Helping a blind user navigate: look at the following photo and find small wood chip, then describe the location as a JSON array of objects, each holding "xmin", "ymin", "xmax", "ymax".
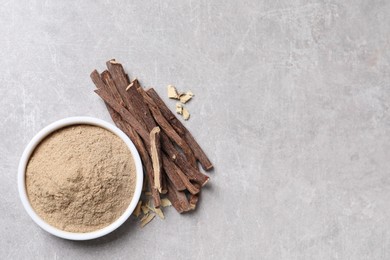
[
  {"xmin": 179, "ymin": 91, "xmax": 194, "ymax": 104},
  {"xmin": 182, "ymin": 107, "xmax": 190, "ymax": 120},
  {"xmin": 146, "ymin": 203, "xmax": 165, "ymax": 219},
  {"xmin": 141, "ymin": 205, "xmax": 150, "ymax": 215},
  {"xmin": 167, "ymin": 85, "xmax": 179, "ymax": 99},
  {"xmin": 176, "ymin": 103, "xmax": 183, "ymax": 114},
  {"xmin": 155, "ymin": 208, "xmax": 165, "ymax": 219},
  {"xmin": 161, "ymin": 198, "xmax": 172, "ymax": 207},
  {"xmin": 133, "ymin": 201, "xmax": 142, "ymax": 217},
  {"xmin": 147, "ymin": 204, "xmax": 155, "ymax": 212},
  {"xmin": 140, "ymin": 213, "xmax": 155, "ymax": 227}
]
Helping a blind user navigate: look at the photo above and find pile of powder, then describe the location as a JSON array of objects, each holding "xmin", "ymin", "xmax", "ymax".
[{"xmin": 26, "ymin": 124, "xmax": 136, "ymax": 233}]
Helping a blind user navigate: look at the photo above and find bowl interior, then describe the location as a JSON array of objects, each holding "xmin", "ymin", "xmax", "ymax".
[{"xmin": 18, "ymin": 116, "xmax": 143, "ymax": 240}]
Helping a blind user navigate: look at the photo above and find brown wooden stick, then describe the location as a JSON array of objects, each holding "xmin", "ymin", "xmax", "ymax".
[
  {"xmin": 147, "ymin": 88, "xmax": 213, "ymax": 171},
  {"xmin": 135, "ymin": 83, "xmax": 197, "ymax": 166},
  {"xmin": 90, "ymin": 70, "xmax": 108, "ymax": 92},
  {"xmin": 150, "ymin": 126, "xmax": 162, "ymax": 193},
  {"xmin": 106, "ymin": 60, "xmax": 130, "ymax": 102},
  {"xmin": 167, "ymin": 179, "xmax": 190, "ymax": 213}
]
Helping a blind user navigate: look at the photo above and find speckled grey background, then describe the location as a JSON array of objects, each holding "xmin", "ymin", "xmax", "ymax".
[{"xmin": 1, "ymin": 0, "xmax": 390, "ymax": 259}]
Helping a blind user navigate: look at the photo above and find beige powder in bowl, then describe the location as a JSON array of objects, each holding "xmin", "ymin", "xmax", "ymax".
[{"xmin": 25, "ymin": 124, "xmax": 136, "ymax": 233}]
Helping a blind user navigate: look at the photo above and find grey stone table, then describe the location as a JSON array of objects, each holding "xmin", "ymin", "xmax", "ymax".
[{"xmin": 1, "ymin": 1, "xmax": 389, "ymax": 259}]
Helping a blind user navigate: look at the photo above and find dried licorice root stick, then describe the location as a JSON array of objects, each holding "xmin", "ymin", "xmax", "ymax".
[
  {"xmin": 150, "ymin": 127, "xmax": 163, "ymax": 193},
  {"xmin": 147, "ymin": 88, "xmax": 213, "ymax": 171},
  {"xmin": 101, "ymin": 70, "xmax": 125, "ymax": 107}
]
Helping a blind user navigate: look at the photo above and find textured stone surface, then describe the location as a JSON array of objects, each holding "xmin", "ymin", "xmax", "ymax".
[{"xmin": 1, "ymin": 0, "xmax": 390, "ymax": 259}]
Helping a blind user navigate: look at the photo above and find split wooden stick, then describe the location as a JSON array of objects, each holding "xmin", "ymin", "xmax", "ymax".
[{"xmin": 150, "ymin": 127, "xmax": 162, "ymax": 192}]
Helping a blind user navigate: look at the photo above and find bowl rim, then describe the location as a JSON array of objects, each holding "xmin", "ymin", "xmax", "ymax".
[{"xmin": 18, "ymin": 116, "xmax": 143, "ymax": 240}]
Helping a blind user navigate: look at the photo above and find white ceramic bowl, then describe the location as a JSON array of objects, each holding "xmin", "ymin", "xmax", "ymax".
[{"xmin": 18, "ymin": 117, "xmax": 143, "ymax": 240}]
